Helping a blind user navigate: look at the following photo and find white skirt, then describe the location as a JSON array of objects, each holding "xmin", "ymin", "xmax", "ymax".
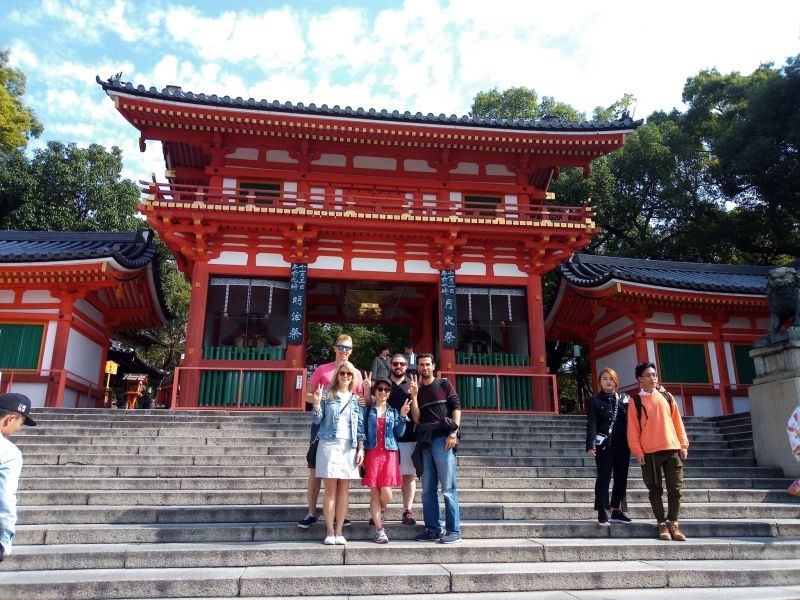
[{"xmin": 316, "ymin": 438, "xmax": 360, "ymax": 480}]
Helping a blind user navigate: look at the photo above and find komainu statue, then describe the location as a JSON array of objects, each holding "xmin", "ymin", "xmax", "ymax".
[{"xmin": 766, "ymin": 266, "xmax": 800, "ymax": 334}]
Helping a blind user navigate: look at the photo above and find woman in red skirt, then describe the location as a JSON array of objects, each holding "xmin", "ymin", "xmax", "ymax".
[{"xmin": 362, "ymin": 377, "xmax": 412, "ymax": 543}]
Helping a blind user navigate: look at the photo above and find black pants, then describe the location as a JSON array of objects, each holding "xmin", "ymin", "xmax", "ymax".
[{"xmin": 594, "ymin": 443, "xmax": 630, "ymax": 511}]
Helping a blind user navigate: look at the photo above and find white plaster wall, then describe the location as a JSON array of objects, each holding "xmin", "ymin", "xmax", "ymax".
[
  {"xmin": 681, "ymin": 314, "xmax": 709, "ymax": 327},
  {"xmin": 756, "ymin": 318, "xmax": 770, "ymax": 331},
  {"xmin": 255, "ymin": 253, "xmax": 291, "ymax": 268},
  {"xmin": 312, "ymin": 154, "xmax": 347, "ymax": 167},
  {"xmin": 75, "ymin": 299, "xmax": 104, "ymax": 327},
  {"xmin": 486, "ymin": 164, "xmax": 513, "ymax": 176},
  {"xmin": 265, "ymin": 150, "xmax": 297, "ymax": 163},
  {"xmin": 64, "ymin": 329, "xmax": 102, "ymax": 383},
  {"xmin": 41, "ymin": 321, "xmax": 57, "ymax": 370},
  {"xmin": 353, "ymin": 156, "xmax": 397, "ymax": 170},
  {"xmin": 708, "ymin": 341, "xmax": 720, "ymax": 384},
  {"xmin": 691, "ymin": 395, "xmax": 723, "ymax": 417},
  {"xmin": 351, "ymin": 258, "xmax": 397, "ymax": 272},
  {"xmin": 725, "ymin": 316, "xmax": 751, "ymax": 329},
  {"xmin": 492, "ymin": 264, "xmax": 525, "ymax": 277},
  {"xmin": 724, "ymin": 342, "xmax": 738, "ymax": 385},
  {"xmin": 404, "ymin": 260, "xmax": 438, "ymax": 274},
  {"xmin": 404, "ymin": 159, "xmax": 435, "ymax": 172},
  {"xmin": 647, "ymin": 339, "xmax": 657, "ymax": 363},
  {"xmin": 209, "ymin": 251, "xmax": 249, "ymax": 266},
  {"xmin": 226, "ymin": 147, "xmax": 258, "ymax": 160},
  {"xmin": 61, "ymin": 388, "xmax": 78, "ymax": 408},
  {"xmin": 7, "ymin": 383, "xmax": 46, "ymax": 407},
  {"xmin": 648, "ymin": 312, "xmax": 676, "ymax": 325},
  {"xmin": 450, "ymin": 162, "xmax": 479, "ymax": 175},
  {"xmin": 671, "ymin": 394, "xmax": 686, "ymax": 414},
  {"xmin": 0, "ymin": 290, "xmax": 14, "ymax": 303},
  {"xmin": 309, "ymin": 256, "xmax": 345, "ymax": 270},
  {"xmin": 456, "ymin": 262, "xmax": 487, "ymax": 276},
  {"xmin": 596, "ymin": 344, "xmax": 639, "ymax": 389},
  {"xmin": 733, "ymin": 396, "xmax": 751, "ymax": 413},
  {"xmin": 596, "ymin": 317, "xmax": 633, "ymax": 342},
  {"xmin": 504, "ymin": 195, "xmax": 518, "ymax": 218},
  {"xmin": 22, "ymin": 290, "xmax": 58, "ymax": 303}
]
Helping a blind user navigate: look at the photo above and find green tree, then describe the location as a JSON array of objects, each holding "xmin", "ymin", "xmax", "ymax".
[
  {"xmin": 681, "ymin": 56, "xmax": 800, "ymax": 261},
  {"xmin": 470, "ymin": 87, "xmax": 584, "ymax": 122},
  {"xmin": 307, "ymin": 323, "xmax": 409, "ymax": 372},
  {"xmin": 0, "ymin": 49, "xmax": 43, "ymax": 152},
  {"xmin": 1, "ymin": 141, "xmax": 140, "ymax": 231}
]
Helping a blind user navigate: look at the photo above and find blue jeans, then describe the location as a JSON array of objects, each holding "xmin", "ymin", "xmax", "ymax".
[{"xmin": 421, "ymin": 436, "xmax": 460, "ymax": 534}]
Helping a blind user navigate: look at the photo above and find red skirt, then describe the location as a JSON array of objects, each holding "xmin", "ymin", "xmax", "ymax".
[{"xmin": 362, "ymin": 447, "xmax": 401, "ymax": 488}]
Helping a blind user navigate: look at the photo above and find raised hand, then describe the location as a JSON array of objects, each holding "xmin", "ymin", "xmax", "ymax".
[
  {"xmin": 408, "ymin": 374, "xmax": 419, "ymax": 397},
  {"xmin": 362, "ymin": 370, "xmax": 372, "ymax": 392},
  {"xmin": 312, "ymin": 383, "xmax": 323, "ymax": 407},
  {"xmin": 400, "ymin": 398, "xmax": 411, "ymax": 417}
]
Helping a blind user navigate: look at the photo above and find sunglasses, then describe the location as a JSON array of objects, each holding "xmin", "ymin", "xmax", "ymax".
[
  {"xmin": 338, "ymin": 372, "xmax": 354, "ymax": 377},
  {"xmin": 336, "ymin": 345, "xmax": 352, "ymax": 352},
  {"xmin": 374, "ymin": 386, "xmax": 391, "ymax": 393},
  {"xmin": 391, "ymin": 362, "xmax": 406, "ymax": 366}
]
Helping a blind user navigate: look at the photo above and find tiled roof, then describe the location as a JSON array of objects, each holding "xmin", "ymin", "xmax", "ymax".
[
  {"xmin": 561, "ymin": 253, "xmax": 772, "ymax": 295},
  {"xmin": 0, "ymin": 230, "xmax": 158, "ymax": 269},
  {"xmin": 97, "ymin": 76, "xmax": 643, "ymax": 133}
]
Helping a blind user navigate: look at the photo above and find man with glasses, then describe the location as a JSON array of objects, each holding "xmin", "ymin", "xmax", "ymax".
[
  {"xmin": 628, "ymin": 362, "xmax": 690, "ymax": 542},
  {"xmin": 298, "ymin": 334, "xmax": 364, "ymax": 529},
  {"xmin": 386, "ymin": 353, "xmax": 420, "ymax": 524},
  {"xmin": 413, "ymin": 353, "xmax": 462, "ymax": 544}
]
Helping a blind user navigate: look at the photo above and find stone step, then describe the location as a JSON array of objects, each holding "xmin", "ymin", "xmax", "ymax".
[
  {"xmin": 18, "ymin": 475, "xmax": 793, "ymax": 491},
  {"xmin": 16, "ymin": 502, "xmax": 800, "ymax": 526},
  {"xmin": 2, "ymin": 559, "xmax": 799, "ymax": 599},
  {"xmin": 17, "ymin": 487, "xmax": 800, "ymax": 507},
  {"xmin": 5, "ymin": 537, "xmax": 800, "ymax": 571},
  {"xmin": 19, "ymin": 463, "xmax": 782, "ymax": 479},
  {"xmin": 17, "ymin": 518, "xmax": 799, "ymax": 546}
]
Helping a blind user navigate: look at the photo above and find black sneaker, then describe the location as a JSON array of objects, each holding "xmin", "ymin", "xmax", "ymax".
[
  {"xmin": 597, "ymin": 510, "xmax": 610, "ymax": 526},
  {"xmin": 297, "ymin": 514, "xmax": 317, "ymax": 529},
  {"xmin": 610, "ymin": 510, "xmax": 632, "ymax": 524},
  {"xmin": 415, "ymin": 529, "xmax": 444, "ymax": 542},
  {"xmin": 333, "ymin": 518, "xmax": 352, "ymax": 528}
]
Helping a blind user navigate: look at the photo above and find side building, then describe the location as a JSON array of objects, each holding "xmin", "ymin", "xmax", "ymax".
[
  {"xmin": 546, "ymin": 253, "xmax": 770, "ymax": 416},
  {"xmin": 0, "ymin": 230, "xmax": 171, "ymax": 407}
]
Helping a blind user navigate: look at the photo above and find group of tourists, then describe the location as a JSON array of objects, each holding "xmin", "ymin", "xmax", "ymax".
[
  {"xmin": 299, "ymin": 334, "xmax": 461, "ymax": 545},
  {"xmin": 586, "ymin": 362, "xmax": 690, "ymax": 541}
]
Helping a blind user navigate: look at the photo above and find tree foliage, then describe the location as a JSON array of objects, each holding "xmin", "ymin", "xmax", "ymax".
[
  {"xmin": 0, "ymin": 49, "xmax": 43, "ymax": 152},
  {"xmin": 1, "ymin": 141, "xmax": 141, "ymax": 232},
  {"xmin": 471, "ymin": 86, "xmax": 585, "ymax": 122},
  {"xmin": 307, "ymin": 323, "xmax": 409, "ymax": 373}
]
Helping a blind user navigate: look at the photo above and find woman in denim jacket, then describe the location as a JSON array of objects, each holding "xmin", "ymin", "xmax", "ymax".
[
  {"xmin": 311, "ymin": 361, "xmax": 365, "ymax": 545},
  {"xmin": 362, "ymin": 377, "xmax": 412, "ymax": 543}
]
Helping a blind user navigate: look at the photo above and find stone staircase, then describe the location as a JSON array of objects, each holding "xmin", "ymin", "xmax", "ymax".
[{"xmin": 1, "ymin": 408, "xmax": 800, "ymax": 599}]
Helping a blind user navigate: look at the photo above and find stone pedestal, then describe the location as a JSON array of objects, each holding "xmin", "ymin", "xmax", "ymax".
[{"xmin": 748, "ymin": 335, "xmax": 800, "ymax": 478}]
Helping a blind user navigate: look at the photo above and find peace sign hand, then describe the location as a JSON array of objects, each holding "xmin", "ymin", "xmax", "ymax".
[
  {"xmin": 408, "ymin": 374, "xmax": 419, "ymax": 397},
  {"xmin": 400, "ymin": 398, "xmax": 411, "ymax": 417},
  {"xmin": 312, "ymin": 383, "xmax": 323, "ymax": 408}
]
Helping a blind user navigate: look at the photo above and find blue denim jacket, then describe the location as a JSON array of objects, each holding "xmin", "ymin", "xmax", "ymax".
[
  {"xmin": 312, "ymin": 392, "xmax": 364, "ymax": 448},
  {"xmin": 0, "ymin": 436, "xmax": 22, "ymax": 555},
  {"xmin": 364, "ymin": 405, "xmax": 407, "ymax": 451}
]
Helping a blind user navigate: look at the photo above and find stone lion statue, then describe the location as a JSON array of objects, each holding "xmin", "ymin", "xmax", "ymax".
[{"xmin": 766, "ymin": 266, "xmax": 800, "ymax": 334}]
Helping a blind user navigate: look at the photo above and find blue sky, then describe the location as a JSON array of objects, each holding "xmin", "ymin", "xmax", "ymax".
[{"xmin": 2, "ymin": 0, "xmax": 799, "ymax": 182}]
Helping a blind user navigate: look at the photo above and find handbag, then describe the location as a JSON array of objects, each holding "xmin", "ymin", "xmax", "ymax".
[{"xmin": 594, "ymin": 394, "xmax": 620, "ymax": 451}]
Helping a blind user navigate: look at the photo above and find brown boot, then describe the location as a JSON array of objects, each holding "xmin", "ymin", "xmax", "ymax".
[
  {"xmin": 657, "ymin": 522, "xmax": 671, "ymax": 541},
  {"xmin": 667, "ymin": 521, "xmax": 687, "ymax": 541}
]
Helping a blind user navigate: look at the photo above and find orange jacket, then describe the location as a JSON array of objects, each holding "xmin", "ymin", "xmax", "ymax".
[{"xmin": 627, "ymin": 389, "xmax": 689, "ymax": 459}]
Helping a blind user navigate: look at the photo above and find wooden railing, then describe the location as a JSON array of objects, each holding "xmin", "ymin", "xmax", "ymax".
[{"xmin": 140, "ymin": 180, "xmax": 592, "ymax": 225}]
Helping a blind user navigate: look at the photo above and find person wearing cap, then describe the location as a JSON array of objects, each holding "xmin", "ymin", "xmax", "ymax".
[
  {"xmin": 361, "ymin": 377, "xmax": 411, "ymax": 544},
  {"xmin": 0, "ymin": 392, "xmax": 37, "ymax": 561}
]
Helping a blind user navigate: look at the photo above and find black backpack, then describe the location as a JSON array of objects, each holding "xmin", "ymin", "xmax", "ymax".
[{"xmin": 631, "ymin": 391, "xmax": 675, "ymax": 428}]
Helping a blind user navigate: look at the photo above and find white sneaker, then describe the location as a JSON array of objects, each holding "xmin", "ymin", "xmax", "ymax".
[
  {"xmin": 323, "ymin": 535, "xmax": 336, "ymax": 545},
  {"xmin": 374, "ymin": 528, "xmax": 389, "ymax": 544},
  {"xmin": 335, "ymin": 535, "xmax": 347, "ymax": 545}
]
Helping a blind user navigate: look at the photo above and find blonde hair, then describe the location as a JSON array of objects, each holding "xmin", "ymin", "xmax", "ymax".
[
  {"xmin": 330, "ymin": 361, "xmax": 357, "ymax": 393},
  {"xmin": 597, "ymin": 367, "xmax": 619, "ymax": 390},
  {"xmin": 334, "ymin": 334, "xmax": 353, "ymax": 346}
]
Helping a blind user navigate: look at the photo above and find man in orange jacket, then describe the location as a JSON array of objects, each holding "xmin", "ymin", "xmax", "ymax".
[{"xmin": 627, "ymin": 362, "xmax": 690, "ymax": 541}]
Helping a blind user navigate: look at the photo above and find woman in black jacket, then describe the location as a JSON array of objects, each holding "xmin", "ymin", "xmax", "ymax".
[{"xmin": 585, "ymin": 367, "xmax": 632, "ymax": 526}]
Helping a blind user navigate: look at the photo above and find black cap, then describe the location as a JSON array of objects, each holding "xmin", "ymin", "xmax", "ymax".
[
  {"xmin": 0, "ymin": 393, "xmax": 36, "ymax": 426},
  {"xmin": 372, "ymin": 377, "xmax": 393, "ymax": 389}
]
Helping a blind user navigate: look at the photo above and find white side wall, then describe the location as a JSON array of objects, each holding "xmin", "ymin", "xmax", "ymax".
[
  {"xmin": 596, "ymin": 344, "xmax": 639, "ymax": 389},
  {"xmin": 692, "ymin": 395, "xmax": 723, "ymax": 417},
  {"xmin": 64, "ymin": 329, "xmax": 102, "ymax": 384}
]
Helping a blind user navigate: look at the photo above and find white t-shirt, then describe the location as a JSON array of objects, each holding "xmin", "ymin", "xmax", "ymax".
[
  {"xmin": 0, "ymin": 435, "xmax": 22, "ymax": 555},
  {"xmin": 335, "ymin": 391, "xmax": 353, "ymax": 440}
]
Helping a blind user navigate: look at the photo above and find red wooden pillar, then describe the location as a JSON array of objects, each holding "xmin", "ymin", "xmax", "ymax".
[
  {"xmin": 632, "ymin": 312, "xmax": 648, "ymax": 363},
  {"xmin": 47, "ymin": 293, "xmax": 76, "ymax": 407},
  {"xmin": 420, "ymin": 299, "xmax": 434, "ymax": 355},
  {"xmin": 526, "ymin": 274, "xmax": 550, "ymax": 411},
  {"xmin": 710, "ymin": 318, "xmax": 733, "ymax": 414},
  {"xmin": 181, "ymin": 260, "xmax": 210, "ymax": 407}
]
